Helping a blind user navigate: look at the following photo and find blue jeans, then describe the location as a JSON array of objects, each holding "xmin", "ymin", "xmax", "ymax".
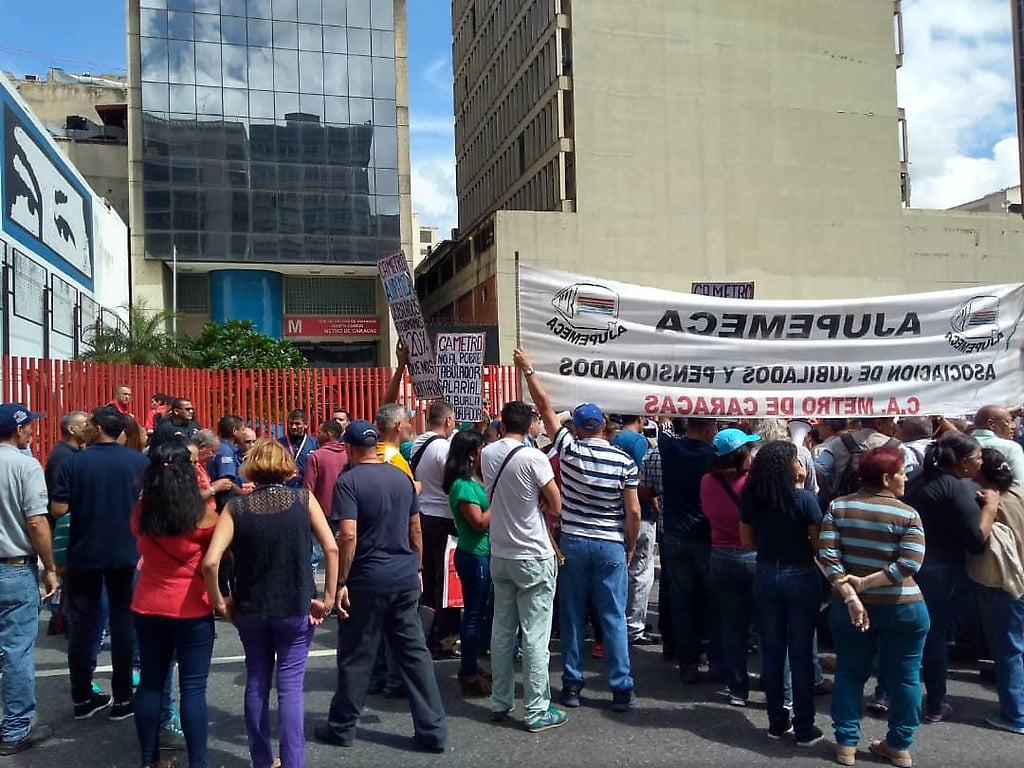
[
  {"xmin": 133, "ymin": 613, "xmax": 215, "ymax": 768},
  {"xmin": 916, "ymin": 561, "xmax": 962, "ymax": 715},
  {"xmin": 660, "ymin": 535, "xmax": 721, "ymax": 674},
  {"xmin": 558, "ymin": 533, "xmax": 634, "ymax": 693},
  {"xmin": 0, "ymin": 563, "xmax": 40, "ymax": 741},
  {"xmin": 756, "ymin": 563, "xmax": 821, "ymax": 737},
  {"xmin": 990, "ymin": 588, "xmax": 1024, "ymax": 728},
  {"xmin": 236, "ymin": 615, "xmax": 315, "ymax": 768},
  {"xmin": 454, "ymin": 549, "xmax": 492, "ymax": 677},
  {"xmin": 710, "ymin": 548, "xmax": 756, "ymax": 698},
  {"xmin": 830, "ymin": 600, "xmax": 929, "ymax": 749}
]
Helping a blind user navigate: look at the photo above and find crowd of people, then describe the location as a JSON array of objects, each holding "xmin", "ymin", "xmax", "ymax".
[{"xmin": 1, "ymin": 347, "xmax": 1023, "ymax": 768}]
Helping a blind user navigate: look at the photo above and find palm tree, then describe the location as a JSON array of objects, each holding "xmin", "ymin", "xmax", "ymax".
[{"xmin": 79, "ymin": 301, "xmax": 191, "ymax": 367}]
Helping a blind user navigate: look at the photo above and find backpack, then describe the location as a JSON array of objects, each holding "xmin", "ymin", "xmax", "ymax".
[{"xmin": 831, "ymin": 433, "xmax": 900, "ymax": 498}]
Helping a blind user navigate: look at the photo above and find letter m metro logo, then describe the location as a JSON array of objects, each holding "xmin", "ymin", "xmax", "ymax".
[{"xmin": 287, "ymin": 319, "xmax": 303, "ymax": 335}]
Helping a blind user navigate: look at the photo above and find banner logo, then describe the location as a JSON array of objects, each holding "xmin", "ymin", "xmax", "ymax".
[
  {"xmin": 546, "ymin": 282, "xmax": 627, "ymax": 346},
  {"xmin": 947, "ymin": 295, "xmax": 1004, "ymax": 354}
]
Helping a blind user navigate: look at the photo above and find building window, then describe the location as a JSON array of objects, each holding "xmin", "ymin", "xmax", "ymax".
[
  {"xmin": 420, "ymin": 228, "xmax": 433, "ymax": 243},
  {"xmin": 175, "ymin": 272, "xmax": 210, "ymax": 313},
  {"xmin": 284, "ymin": 276, "xmax": 376, "ymax": 314}
]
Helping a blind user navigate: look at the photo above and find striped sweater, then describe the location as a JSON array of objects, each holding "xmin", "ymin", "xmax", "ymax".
[{"xmin": 819, "ymin": 490, "xmax": 925, "ymax": 604}]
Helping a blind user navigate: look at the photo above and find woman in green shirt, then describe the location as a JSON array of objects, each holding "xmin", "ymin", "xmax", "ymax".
[{"xmin": 443, "ymin": 430, "xmax": 492, "ymax": 697}]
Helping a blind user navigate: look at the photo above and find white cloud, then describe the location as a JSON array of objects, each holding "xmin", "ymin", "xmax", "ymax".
[
  {"xmin": 411, "ymin": 154, "xmax": 457, "ymax": 237},
  {"xmin": 899, "ymin": 0, "xmax": 1021, "ymax": 207},
  {"xmin": 422, "ymin": 56, "xmax": 452, "ymax": 94}
]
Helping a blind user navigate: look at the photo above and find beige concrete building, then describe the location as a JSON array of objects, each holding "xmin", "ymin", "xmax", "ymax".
[
  {"xmin": 417, "ymin": 0, "xmax": 1024, "ymax": 361},
  {"xmin": 8, "ymin": 70, "xmax": 130, "ymax": 226},
  {"xmin": 411, "ymin": 212, "xmax": 441, "ymax": 268},
  {"xmin": 952, "ymin": 186, "xmax": 1022, "ymax": 215}
]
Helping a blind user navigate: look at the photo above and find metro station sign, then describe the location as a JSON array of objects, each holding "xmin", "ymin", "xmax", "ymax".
[{"xmin": 283, "ymin": 315, "xmax": 380, "ymax": 337}]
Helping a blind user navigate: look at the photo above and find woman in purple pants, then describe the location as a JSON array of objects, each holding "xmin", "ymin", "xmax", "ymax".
[{"xmin": 203, "ymin": 440, "xmax": 339, "ymax": 768}]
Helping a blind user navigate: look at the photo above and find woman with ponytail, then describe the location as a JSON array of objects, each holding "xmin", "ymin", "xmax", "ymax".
[
  {"xmin": 903, "ymin": 430, "xmax": 998, "ymax": 724},
  {"xmin": 131, "ymin": 438, "xmax": 218, "ymax": 768}
]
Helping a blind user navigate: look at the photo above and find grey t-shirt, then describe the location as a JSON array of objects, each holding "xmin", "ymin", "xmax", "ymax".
[
  {"xmin": 481, "ymin": 438, "xmax": 555, "ymax": 560},
  {"xmin": 0, "ymin": 443, "xmax": 49, "ymax": 558}
]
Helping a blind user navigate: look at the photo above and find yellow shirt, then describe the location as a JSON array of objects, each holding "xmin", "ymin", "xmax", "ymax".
[{"xmin": 377, "ymin": 443, "xmax": 413, "ymax": 480}]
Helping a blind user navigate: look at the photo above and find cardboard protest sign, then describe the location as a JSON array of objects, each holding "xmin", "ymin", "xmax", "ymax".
[
  {"xmin": 378, "ymin": 252, "xmax": 442, "ymax": 400},
  {"xmin": 435, "ymin": 332, "xmax": 485, "ymax": 422}
]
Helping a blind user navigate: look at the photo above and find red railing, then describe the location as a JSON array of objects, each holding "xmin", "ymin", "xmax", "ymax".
[{"xmin": 1, "ymin": 357, "xmax": 520, "ymax": 463}]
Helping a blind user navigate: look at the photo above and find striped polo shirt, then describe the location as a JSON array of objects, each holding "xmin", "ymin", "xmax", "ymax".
[
  {"xmin": 552, "ymin": 427, "xmax": 638, "ymax": 543},
  {"xmin": 819, "ymin": 490, "xmax": 925, "ymax": 605}
]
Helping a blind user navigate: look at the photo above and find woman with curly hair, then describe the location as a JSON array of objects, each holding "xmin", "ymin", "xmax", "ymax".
[
  {"xmin": 131, "ymin": 439, "xmax": 219, "ymax": 768},
  {"xmin": 903, "ymin": 430, "xmax": 997, "ymax": 724},
  {"xmin": 442, "ymin": 429, "xmax": 493, "ymax": 697},
  {"xmin": 739, "ymin": 439, "xmax": 824, "ymax": 746}
]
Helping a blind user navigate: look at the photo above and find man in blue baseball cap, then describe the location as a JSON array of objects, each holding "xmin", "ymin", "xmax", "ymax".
[
  {"xmin": 0, "ymin": 403, "xmax": 56, "ymax": 755},
  {"xmin": 514, "ymin": 349, "xmax": 641, "ymax": 714}
]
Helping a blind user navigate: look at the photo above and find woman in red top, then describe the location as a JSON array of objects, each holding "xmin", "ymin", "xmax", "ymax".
[
  {"xmin": 132, "ymin": 440, "xmax": 219, "ymax": 768},
  {"xmin": 700, "ymin": 428, "xmax": 761, "ymax": 706}
]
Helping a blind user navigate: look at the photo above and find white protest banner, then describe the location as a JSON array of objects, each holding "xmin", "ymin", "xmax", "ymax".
[
  {"xmin": 378, "ymin": 252, "xmax": 443, "ymax": 400},
  {"xmin": 435, "ymin": 332, "xmax": 485, "ymax": 421},
  {"xmin": 519, "ymin": 264, "xmax": 1024, "ymax": 418}
]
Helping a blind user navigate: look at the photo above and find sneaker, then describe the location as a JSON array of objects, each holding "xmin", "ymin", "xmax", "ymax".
[
  {"xmin": 313, "ymin": 723, "xmax": 353, "ymax": 747},
  {"xmin": 868, "ymin": 739, "xmax": 913, "ymax": 768},
  {"xmin": 458, "ymin": 672, "xmax": 492, "ymax": 698},
  {"xmin": 524, "ymin": 705, "xmax": 568, "ymax": 733},
  {"xmin": 560, "ymin": 684, "xmax": 582, "ymax": 708},
  {"xmin": 611, "ymin": 689, "xmax": 637, "ymax": 713},
  {"xmin": 866, "ymin": 693, "xmax": 890, "ymax": 713},
  {"xmin": 728, "ymin": 694, "xmax": 747, "ymax": 708},
  {"xmin": 0, "ymin": 723, "xmax": 55, "ymax": 756},
  {"xmin": 795, "ymin": 725, "xmax": 824, "ymax": 747},
  {"xmin": 591, "ymin": 643, "xmax": 605, "ymax": 659},
  {"xmin": 132, "ymin": 669, "xmax": 141, "ymax": 687},
  {"xmin": 74, "ymin": 691, "xmax": 113, "ymax": 720},
  {"xmin": 986, "ymin": 712, "xmax": 1024, "ymax": 735},
  {"xmin": 110, "ymin": 699, "xmax": 135, "ymax": 721},
  {"xmin": 91, "ymin": 682, "xmax": 103, "ymax": 696},
  {"xmin": 629, "ymin": 632, "xmax": 661, "ymax": 646},
  {"xmin": 768, "ymin": 719, "xmax": 794, "ymax": 740},
  {"xmin": 490, "ymin": 707, "xmax": 514, "ymax": 722},
  {"xmin": 923, "ymin": 701, "xmax": 954, "ymax": 723},
  {"xmin": 159, "ymin": 717, "xmax": 186, "ymax": 750}
]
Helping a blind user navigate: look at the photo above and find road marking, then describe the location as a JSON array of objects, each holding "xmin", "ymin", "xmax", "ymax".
[{"xmin": 34, "ymin": 649, "xmax": 337, "ymax": 679}]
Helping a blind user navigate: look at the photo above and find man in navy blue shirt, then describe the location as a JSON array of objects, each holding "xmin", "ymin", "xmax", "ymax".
[
  {"xmin": 52, "ymin": 406, "xmax": 148, "ymax": 722},
  {"xmin": 612, "ymin": 415, "xmax": 659, "ymax": 645},
  {"xmin": 279, "ymin": 409, "xmax": 315, "ymax": 488},
  {"xmin": 209, "ymin": 414, "xmax": 244, "ymax": 509},
  {"xmin": 315, "ymin": 420, "xmax": 447, "ymax": 753}
]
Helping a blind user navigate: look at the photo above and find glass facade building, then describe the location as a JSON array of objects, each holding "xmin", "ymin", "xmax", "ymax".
[{"xmin": 137, "ymin": 0, "xmax": 400, "ymax": 265}]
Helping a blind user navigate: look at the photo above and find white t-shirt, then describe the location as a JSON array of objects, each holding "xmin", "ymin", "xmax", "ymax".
[
  {"xmin": 481, "ymin": 437, "xmax": 556, "ymax": 560},
  {"xmin": 411, "ymin": 431, "xmax": 452, "ymax": 519}
]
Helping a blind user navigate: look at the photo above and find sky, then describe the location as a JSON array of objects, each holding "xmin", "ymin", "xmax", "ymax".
[{"xmin": 0, "ymin": 0, "xmax": 1019, "ymax": 237}]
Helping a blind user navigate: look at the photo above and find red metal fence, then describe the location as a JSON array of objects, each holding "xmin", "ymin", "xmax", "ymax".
[{"xmin": 1, "ymin": 357, "xmax": 520, "ymax": 463}]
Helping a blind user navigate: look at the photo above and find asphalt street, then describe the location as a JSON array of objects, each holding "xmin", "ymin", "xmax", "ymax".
[{"xmin": 16, "ymin": 599, "xmax": 1024, "ymax": 767}]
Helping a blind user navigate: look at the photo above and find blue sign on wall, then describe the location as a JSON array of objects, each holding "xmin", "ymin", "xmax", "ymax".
[{"xmin": 0, "ymin": 84, "xmax": 94, "ymax": 290}]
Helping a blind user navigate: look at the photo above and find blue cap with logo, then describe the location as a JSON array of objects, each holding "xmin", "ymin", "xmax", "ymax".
[
  {"xmin": 343, "ymin": 419, "xmax": 379, "ymax": 447},
  {"xmin": 713, "ymin": 428, "xmax": 761, "ymax": 456},
  {"xmin": 0, "ymin": 403, "xmax": 43, "ymax": 432},
  {"xmin": 572, "ymin": 403, "xmax": 605, "ymax": 431}
]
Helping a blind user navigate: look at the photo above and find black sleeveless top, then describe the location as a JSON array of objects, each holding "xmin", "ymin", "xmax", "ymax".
[{"xmin": 227, "ymin": 486, "xmax": 314, "ymax": 618}]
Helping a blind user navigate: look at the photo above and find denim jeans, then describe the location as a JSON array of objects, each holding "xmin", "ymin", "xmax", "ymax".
[
  {"xmin": 626, "ymin": 520, "xmax": 657, "ymax": 639},
  {"xmin": 0, "ymin": 563, "xmax": 40, "ymax": 741},
  {"xmin": 710, "ymin": 548, "xmax": 756, "ymax": 699},
  {"xmin": 660, "ymin": 535, "xmax": 721, "ymax": 674},
  {"xmin": 558, "ymin": 533, "xmax": 634, "ymax": 693},
  {"xmin": 916, "ymin": 560, "xmax": 963, "ymax": 715},
  {"xmin": 829, "ymin": 600, "xmax": 929, "ymax": 749},
  {"xmin": 490, "ymin": 555, "xmax": 558, "ymax": 719},
  {"xmin": 236, "ymin": 615, "xmax": 315, "ymax": 768},
  {"xmin": 324, "ymin": 587, "xmax": 447, "ymax": 750},
  {"xmin": 756, "ymin": 563, "xmax": 821, "ymax": 738},
  {"xmin": 67, "ymin": 566, "xmax": 136, "ymax": 704},
  {"xmin": 454, "ymin": 549, "xmax": 492, "ymax": 677},
  {"xmin": 990, "ymin": 588, "xmax": 1024, "ymax": 728},
  {"xmin": 133, "ymin": 613, "xmax": 215, "ymax": 768}
]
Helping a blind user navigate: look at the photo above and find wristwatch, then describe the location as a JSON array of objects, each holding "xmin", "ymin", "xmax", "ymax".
[{"xmin": 523, "ymin": 367, "xmax": 535, "ymax": 376}]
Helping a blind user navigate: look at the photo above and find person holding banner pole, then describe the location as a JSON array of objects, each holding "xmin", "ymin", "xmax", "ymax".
[{"xmin": 514, "ymin": 348, "xmax": 641, "ymax": 714}]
